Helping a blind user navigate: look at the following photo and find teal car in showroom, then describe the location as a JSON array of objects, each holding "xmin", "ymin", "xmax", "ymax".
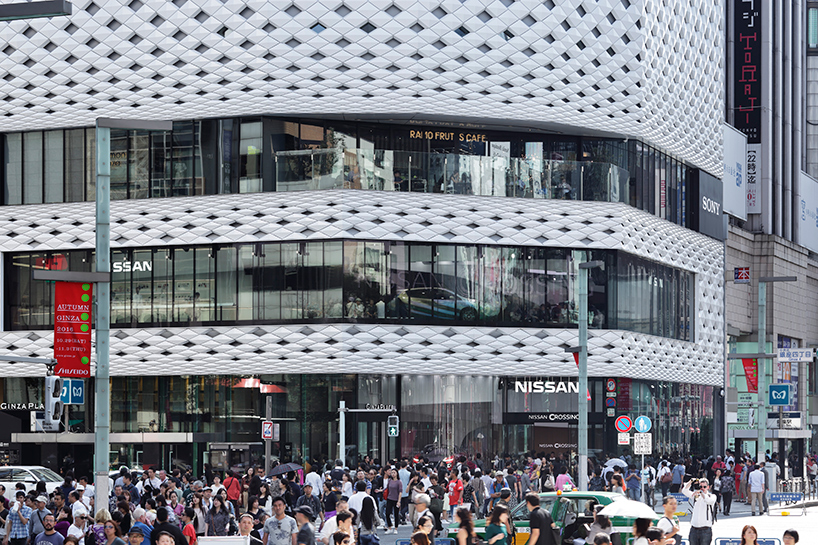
[{"xmin": 396, "ymin": 287, "xmax": 478, "ymax": 321}]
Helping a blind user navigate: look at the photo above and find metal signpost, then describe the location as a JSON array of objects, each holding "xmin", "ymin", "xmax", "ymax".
[
  {"xmin": 576, "ymin": 260, "xmax": 604, "ymax": 491},
  {"xmin": 92, "ymin": 118, "xmax": 172, "ymax": 505},
  {"xmin": 338, "ymin": 402, "xmax": 397, "ymax": 468}
]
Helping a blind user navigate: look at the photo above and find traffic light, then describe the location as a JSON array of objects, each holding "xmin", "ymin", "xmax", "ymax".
[
  {"xmin": 43, "ymin": 376, "xmax": 63, "ymax": 432},
  {"xmin": 387, "ymin": 415, "xmax": 399, "ymax": 437}
]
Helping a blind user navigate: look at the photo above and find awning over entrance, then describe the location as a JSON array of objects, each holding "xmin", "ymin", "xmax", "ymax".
[
  {"xmin": 12, "ymin": 432, "xmax": 193, "ymax": 444},
  {"xmin": 729, "ymin": 429, "xmax": 813, "ymax": 439}
]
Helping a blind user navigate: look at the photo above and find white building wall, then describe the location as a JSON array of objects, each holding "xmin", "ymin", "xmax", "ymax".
[
  {"xmin": 0, "ymin": 0, "xmax": 723, "ymax": 174},
  {"xmin": 0, "ymin": 190, "xmax": 724, "ymax": 385}
]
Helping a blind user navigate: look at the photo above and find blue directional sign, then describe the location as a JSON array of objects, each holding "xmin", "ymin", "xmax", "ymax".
[
  {"xmin": 634, "ymin": 415, "xmax": 652, "ymax": 433},
  {"xmin": 60, "ymin": 379, "xmax": 85, "ymax": 405},
  {"xmin": 769, "ymin": 383, "xmax": 790, "ymax": 406},
  {"xmin": 770, "ymin": 492, "xmax": 801, "ymax": 502}
]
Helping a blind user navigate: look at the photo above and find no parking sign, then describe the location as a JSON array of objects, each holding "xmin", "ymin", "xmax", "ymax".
[{"xmin": 614, "ymin": 415, "xmax": 633, "ymax": 433}]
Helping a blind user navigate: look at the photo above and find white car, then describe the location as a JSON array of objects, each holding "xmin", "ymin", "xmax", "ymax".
[{"xmin": 0, "ymin": 466, "xmax": 63, "ymax": 494}]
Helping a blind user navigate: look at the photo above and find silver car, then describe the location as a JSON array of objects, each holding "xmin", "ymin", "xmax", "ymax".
[{"xmin": 0, "ymin": 466, "xmax": 63, "ymax": 494}]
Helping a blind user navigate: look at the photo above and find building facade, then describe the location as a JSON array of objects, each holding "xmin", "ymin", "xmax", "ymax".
[
  {"xmin": 723, "ymin": 0, "xmax": 818, "ymax": 473},
  {"xmin": 0, "ymin": 0, "xmax": 726, "ymax": 474}
]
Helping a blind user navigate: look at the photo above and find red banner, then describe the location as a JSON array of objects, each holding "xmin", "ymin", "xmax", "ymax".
[
  {"xmin": 54, "ymin": 282, "xmax": 93, "ymax": 377},
  {"xmin": 742, "ymin": 358, "xmax": 758, "ymax": 393},
  {"xmin": 571, "ymin": 352, "xmax": 592, "ymax": 401}
]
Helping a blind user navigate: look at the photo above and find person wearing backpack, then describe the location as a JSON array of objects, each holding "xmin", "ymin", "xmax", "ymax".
[
  {"xmin": 656, "ymin": 496, "xmax": 681, "ymax": 545},
  {"xmin": 681, "ymin": 478, "xmax": 716, "ymax": 545}
]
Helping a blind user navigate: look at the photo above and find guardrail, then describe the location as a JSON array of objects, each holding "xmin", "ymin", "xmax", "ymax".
[{"xmin": 715, "ymin": 537, "xmax": 781, "ymax": 545}]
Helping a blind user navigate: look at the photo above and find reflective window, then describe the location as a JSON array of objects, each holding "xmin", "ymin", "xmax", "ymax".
[
  {"xmin": 6, "ymin": 241, "xmax": 691, "ymax": 341},
  {"xmin": 44, "ymin": 130, "xmax": 64, "ymax": 203},
  {"xmin": 110, "ymin": 130, "xmax": 129, "ymax": 200},
  {"xmin": 65, "ymin": 129, "xmax": 86, "ymax": 202},
  {"xmin": 1, "ymin": 119, "xmax": 701, "ymax": 232},
  {"xmin": 23, "ymin": 132, "xmax": 43, "ymax": 205},
  {"xmin": 239, "ymin": 120, "xmax": 262, "ymax": 193},
  {"xmin": 4, "ymin": 133, "xmax": 23, "ymax": 205}
]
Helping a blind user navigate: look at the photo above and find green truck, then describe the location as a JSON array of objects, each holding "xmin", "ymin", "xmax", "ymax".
[{"xmin": 472, "ymin": 491, "xmax": 651, "ymax": 545}]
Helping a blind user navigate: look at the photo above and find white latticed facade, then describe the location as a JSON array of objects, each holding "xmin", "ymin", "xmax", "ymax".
[
  {"xmin": 0, "ymin": 191, "xmax": 724, "ymax": 384},
  {"xmin": 0, "ymin": 0, "xmax": 723, "ymax": 173}
]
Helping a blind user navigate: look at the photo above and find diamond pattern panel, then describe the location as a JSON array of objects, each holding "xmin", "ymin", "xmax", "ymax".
[
  {"xmin": 0, "ymin": 0, "xmax": 723, "ymax": 174},
  {"xmin": 0, "ymin": 190, "xmax": 723, "ymax": 385},
  {"xmin": 0, "ymin": 323, "xmax": 720, "ymax": 385}
]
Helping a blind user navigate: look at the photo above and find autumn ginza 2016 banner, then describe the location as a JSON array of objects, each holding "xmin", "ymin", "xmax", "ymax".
[{"xmin": 54, "ymin": 282, "xmax": 93, "ymax": 377}]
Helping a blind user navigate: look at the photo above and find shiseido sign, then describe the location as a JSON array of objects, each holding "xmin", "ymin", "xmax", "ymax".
[{"xmin": 513, "ymin": 381, "xmax": 579, "ymax": 394}]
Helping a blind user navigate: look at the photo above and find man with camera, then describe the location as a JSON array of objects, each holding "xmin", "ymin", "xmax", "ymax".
[{"xmin": 682, "ymin": 478, "xmax": 716, "ymax": 545}]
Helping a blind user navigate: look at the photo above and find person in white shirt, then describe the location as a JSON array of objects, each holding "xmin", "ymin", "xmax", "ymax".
[
  {"xmin": 305, "ymin": 470, "xmax": 323, "ymax": 498},
  {"xmin": 682, "ymin": 478, "xmax": 716, "ymax": 545},
  {"xmin": 319, "ymin": 499, "xmax": 348, "ymax": 545},
  {"xmin": 420, "ymin": 468, "xmax": 432, "ymax": 491},
  {"xmin": 78, "ymin": 477, "xmax": 95, "ymax": 504},
  {"xmin": 748, "ymin": 465, "xmax": 765, "ymax": 516},
  {"xmin": 143, "ymin": 469, "xmax": 163, "ymax": 494},
  {"xmin": 347, "ymin": 481, "xmax": 367, "ymax": 516},
  {"xmin": 656, "ymin": 496, "xmax": 681, "ymax": 545},
  {"xmin": 67, "ymin": 508, "xmax": 88, "ymax": 539},
  {"xmin": 640, "ymin": 462, "xmax": 656, "ymax": 507}
]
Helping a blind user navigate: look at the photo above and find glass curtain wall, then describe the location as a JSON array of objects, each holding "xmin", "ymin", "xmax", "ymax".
[
  {"xmin": 1, "ymin": 119, "xmax": 692, "ymax": 231},
  {"xmin": 7, "ymin": 242, "xmax": 693, "ymax": 341}
]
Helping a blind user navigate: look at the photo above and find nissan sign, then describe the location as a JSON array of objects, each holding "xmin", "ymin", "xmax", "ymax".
[{"xmin": 513, "ymin": 381, "xmax": 579, "ymax": 394}]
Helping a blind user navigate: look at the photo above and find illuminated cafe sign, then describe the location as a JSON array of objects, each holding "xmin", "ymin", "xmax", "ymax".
[{"xmin": 513, "ymin": 380, "xmax": 579, "ymax": 394}]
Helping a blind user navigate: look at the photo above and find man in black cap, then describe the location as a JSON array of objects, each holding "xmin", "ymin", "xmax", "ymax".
[
  {"xmin": 149, "ymin": 507, "xmax": 185, "ymax": 545},
  {"xmin": 295, "ymin": 485, "xmax": 322, "ymax": 521},
  {"xmin": 293, "ymin": 506, "xmax": 315, "ymax": 545}
]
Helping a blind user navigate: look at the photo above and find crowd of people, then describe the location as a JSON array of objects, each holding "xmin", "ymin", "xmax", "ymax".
[{"xmin": 0, "ymin": 448, "xmax": 813, "ymax": 545}]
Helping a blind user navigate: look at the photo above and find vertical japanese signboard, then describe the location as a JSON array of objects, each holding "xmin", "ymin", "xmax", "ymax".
[
  {"xmin": 54, "ymin": 282, "xmax": 93, "ymax": 377},
  {"xmin": 735, "ymin": 0, "xmax": 761, "ymax": 214},
  {"xmin": 734, "ymin": 0, "xmax": 761, "ymax": 143}
]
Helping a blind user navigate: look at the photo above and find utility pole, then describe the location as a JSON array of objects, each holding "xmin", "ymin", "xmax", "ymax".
[
  {"xmin": 93, "ymin": 119, "xmax": 172, "ymax": 507},
  {"xmin": 577, "ymin": 259, "xmax": 604, "ymax": 491}
]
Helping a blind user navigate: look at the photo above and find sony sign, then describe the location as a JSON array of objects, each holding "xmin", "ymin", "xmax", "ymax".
[
  {"xmin": 689, "ymin": 169, "xmax": 725, "ymax": 241},
  {"xmin": 514, "ymin": 381, "xmax": 579, "ymax": 394},
  {"xmin": 113, "ymin": 261, "xmax": 153, "ymax": 273}
]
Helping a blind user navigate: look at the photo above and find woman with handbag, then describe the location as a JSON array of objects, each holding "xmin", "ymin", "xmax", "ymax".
[
  {"xmin": 384, "ymin": 469, "xmax": 403, "ymax": 535},
  {"xmin": 357, "ymin": 493, "xmax": 381, "ymax": 545},
  {"xmin": 658, "ymin": 462, "xmax": 672, "ymax": 498},
  {"xmin": 407, "ymin": 471, "xmax": 423, "ymax": 527},
  {"xmin": 205, "ymin": 496, "xmax": 230, "ymax": 536},
  {"xmin": 427, "ymin": 476, "xmax": 446, "ymax": 534}
]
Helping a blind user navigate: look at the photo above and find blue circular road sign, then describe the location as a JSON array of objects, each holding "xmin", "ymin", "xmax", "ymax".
[{"xmin": 634, "ymin": 415, "xmax": 652, "ymax": 433}]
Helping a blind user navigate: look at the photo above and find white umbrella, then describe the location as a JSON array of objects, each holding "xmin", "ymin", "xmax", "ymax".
[
  {"xmin": 602, "ymin": 458, "xmax": 627, "ymax": 481},
  {"xmin": 598, "ymin": 498, "xmax": 659, "ymax": 520}
]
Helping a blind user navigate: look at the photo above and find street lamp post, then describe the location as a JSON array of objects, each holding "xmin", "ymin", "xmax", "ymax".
[
  {"xmin": 756, "ymin": 276, "xmax": 797, "ymax": 463},
  {"xmin": 94, "ymin": 119, "xmax": 171, "ymax": 506},
  {"xmin": 577, "ymin": 259, "xmax": 604, "ymax": 491}
]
